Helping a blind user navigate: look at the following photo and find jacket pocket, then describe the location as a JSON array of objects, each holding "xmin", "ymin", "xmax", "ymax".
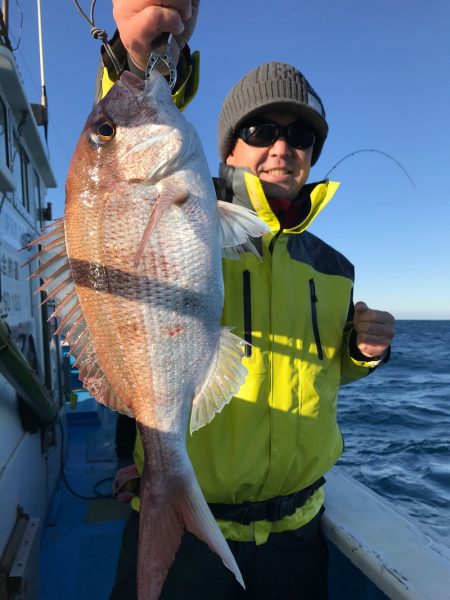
[
  {"xmin": 243, "ymin": 270, "xmax": 252, "ymax": 357},
  {"xmin": 309, "ymin": 278, "xmax": 324, "ymax": 360}
]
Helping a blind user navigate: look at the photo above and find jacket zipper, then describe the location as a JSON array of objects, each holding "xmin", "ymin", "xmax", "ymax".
[
  {"xmin": 243, "ymin": 270, "xmax": 252, "ymax": 357},
  {"xmin": 309, "ymin": 278, "xmax": 324, "ymax": 360},
  {"xmin": 268, "ymin": 231, "xmax": 281, "ymax": 254}
]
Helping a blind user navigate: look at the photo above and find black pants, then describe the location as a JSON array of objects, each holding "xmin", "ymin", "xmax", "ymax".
[
  {"xmin": 115, "ymin": 415, "xmax": 136, "ymax": 460},
  {"xmin": 109, "ymin": 509, "xmax": 328, "ymax": 599}
]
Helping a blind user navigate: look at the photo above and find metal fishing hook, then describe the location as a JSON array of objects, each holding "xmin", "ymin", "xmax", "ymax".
[{"xmin": 145, "ymin": 33, "xmax": 177, "ymax": 90}]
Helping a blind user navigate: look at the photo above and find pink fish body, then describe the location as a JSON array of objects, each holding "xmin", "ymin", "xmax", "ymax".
[{"xmin": 27, "ymin": 71, "xmax": 270, "ymax": 599}]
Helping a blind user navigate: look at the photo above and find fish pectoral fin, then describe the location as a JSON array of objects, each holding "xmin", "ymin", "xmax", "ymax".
[
  {"xmin": 217, "ymin": 200, "xmax": 271, "ymax": 259},
  {"xmin": 134, "ymin": 184, "xmax": 189, "ymax": 267},
  {"xmin": 190, "ymin": 327, "xmax": 249, "ymax": 433}
]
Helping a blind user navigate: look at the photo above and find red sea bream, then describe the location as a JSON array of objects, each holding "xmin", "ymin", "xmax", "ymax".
[{"xmin": 26, "ymin": 70, "xmax": 270, "ymax": 599}]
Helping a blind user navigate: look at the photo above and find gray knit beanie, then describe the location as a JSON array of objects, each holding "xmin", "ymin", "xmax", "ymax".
[{"xmin": 218, "ymin": 62, "xmax": 328, "ymax": 166}]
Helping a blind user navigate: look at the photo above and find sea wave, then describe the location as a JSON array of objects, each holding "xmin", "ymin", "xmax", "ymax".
[{"xmin": 337, "ymin": 320, "xmax": 450, "ymax": 543}]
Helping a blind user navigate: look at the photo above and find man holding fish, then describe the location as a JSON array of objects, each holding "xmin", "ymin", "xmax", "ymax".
[{"xmin": 103, "ymin": 1, "xmax": 395, "ymax": 598}]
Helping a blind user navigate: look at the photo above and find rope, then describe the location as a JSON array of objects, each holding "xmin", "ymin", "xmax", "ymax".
[{"xmin": 72, "ymin": 0, "xmax": 122, "ymax": 76}]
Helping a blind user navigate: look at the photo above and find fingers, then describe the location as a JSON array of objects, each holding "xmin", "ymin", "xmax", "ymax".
[
  {"xmin": 354, "ymin": 301, "xmax": 395, "ymax": 358},
  {"xmin": 172, "ymin": 0, "xmax": 199, "ymax": 55},
  {"xmin": 113, "ymin": 1, "xmax": 193, "ymax": 70},
  {"xmin": 113, "ymin": 0, "xmax": 192, "ymax": 22},
  {"xmin": 354, "ymin": 301, "xmax": 368, "ymax": 314}
]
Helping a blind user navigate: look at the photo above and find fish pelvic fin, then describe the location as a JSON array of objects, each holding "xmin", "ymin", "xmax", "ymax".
[
  {"xmin": 138, "ymin": 465, "xmax": 244, "ymax": 599},
  {"xmin": 190, "ymin": 327, "xmax": 248, "ymax": 434},
  {"xmin": 134, "ymin": 183, "xmax": 189, "ymax": 267},
  {"xmin": 217, "ymin": 200, "xmax": 271, "ymax": 259}
]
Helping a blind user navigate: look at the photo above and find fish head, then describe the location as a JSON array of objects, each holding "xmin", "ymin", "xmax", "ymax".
[{"xmin": 66, "ymin": 71, "xmax": 190, "ymax": 211}]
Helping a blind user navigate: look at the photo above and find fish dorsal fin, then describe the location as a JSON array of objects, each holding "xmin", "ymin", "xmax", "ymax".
[
  {"xmin": 190, "ymin": 327, "xmax": 248, "ymax": 434},
  {"xmin": 217, "ymin": 200, "xmax": 271, "ymax": 259},
  {"xmin": 24, "ymin": 220, "xmax": 134, "ymax": 418}
]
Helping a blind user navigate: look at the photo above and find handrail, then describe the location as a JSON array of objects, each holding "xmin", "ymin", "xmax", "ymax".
[
  {"xmin": 323, "ymin": 469, "xmax": 450, "ymax": 599},
  {"xmin": 0, "ymin": 316, "xmax": 57, "ymax": 426}
]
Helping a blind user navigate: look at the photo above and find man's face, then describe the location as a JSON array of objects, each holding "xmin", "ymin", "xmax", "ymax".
[{"xmin": 225, "ymin": 111, "xmax": 314, "ymax": 201}]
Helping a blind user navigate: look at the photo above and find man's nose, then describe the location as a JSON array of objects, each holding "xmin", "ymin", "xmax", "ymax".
[{"xmin": 269, "ymin": 136, "xmax": 293, "ymax": 156}]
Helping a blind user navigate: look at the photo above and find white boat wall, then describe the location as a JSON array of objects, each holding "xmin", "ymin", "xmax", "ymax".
[
  {"xmin": 325, "ymin": 469, "xmax": 450, "ymax": 599},
  {"xmin": 0, "ymin": 41, "xmax": 63, "ymax": 599}
]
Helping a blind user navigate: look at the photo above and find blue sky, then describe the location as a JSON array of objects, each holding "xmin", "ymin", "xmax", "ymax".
[{"xmin": 11, "ymin": 1, "xmax": 450, "ymax": 319}]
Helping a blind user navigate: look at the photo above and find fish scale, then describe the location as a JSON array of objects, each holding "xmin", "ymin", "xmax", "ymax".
[{"xmin": 101, "ymin": 192, "xmax": 218, "ymax": 425}]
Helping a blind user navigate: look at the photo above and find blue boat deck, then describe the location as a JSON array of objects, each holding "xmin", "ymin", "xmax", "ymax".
[
  {"xmin": 39, "ymin": 391, "xmax": 131, "ymax": 600},
  {"xmin": 38, "ymin": 355, "xmax": 447, "ymax": 600},
  {"xmin": 38, "ymin": 394, "xmax": 387, "ymax": 600}
]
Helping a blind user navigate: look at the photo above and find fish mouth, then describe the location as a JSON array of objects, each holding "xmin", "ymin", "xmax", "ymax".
[{"xmin": 119, "ymin": 71, "xmax": 145, "ymax": 107}]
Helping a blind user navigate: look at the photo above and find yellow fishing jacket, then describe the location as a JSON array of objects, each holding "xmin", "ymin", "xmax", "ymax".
[
  {"xmin": 132, "ymin": 165, "xmax": 384, "ymax": 544},
  {"xmin": 98, "ymin": 42, "xmax": 384, "ymax": 543}
]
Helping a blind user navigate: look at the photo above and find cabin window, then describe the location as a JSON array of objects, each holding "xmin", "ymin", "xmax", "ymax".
[
  {"xmin": 30, "ymin": 169, "xmax": 41, "ymax": 222},
  {"xmin": 20, "ymin": 150, "xmax": 30, "ymax": 211},
  {"xmin": 11, "ymin": 132, "xmax": 30, "ymax": 211},
  {"xmin": 0, "ymin": 97, "xmax": 8, "ymax": 167},
  {"xmin": 11, "ymin": 132, "xmax": 23, "ymax": 204}
]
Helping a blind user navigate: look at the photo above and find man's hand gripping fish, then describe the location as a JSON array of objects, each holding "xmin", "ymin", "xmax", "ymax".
[{"xmin": 25, "ymin": 70, "xmax": 270, "ymax": 599}]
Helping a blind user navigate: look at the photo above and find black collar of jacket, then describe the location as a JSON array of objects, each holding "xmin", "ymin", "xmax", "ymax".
[{"xmin": 214, "ymin": 164, "xmax": 317, "ymax": 225}]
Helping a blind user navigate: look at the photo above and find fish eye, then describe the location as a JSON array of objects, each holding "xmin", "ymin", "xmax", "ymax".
[{"xmin": 90, "ymin": 119, "xmax": 116, "ymax": 145}]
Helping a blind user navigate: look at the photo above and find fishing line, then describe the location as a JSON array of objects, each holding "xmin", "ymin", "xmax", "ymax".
[
  {"xmin": 72, "ymin": 0, "xmax": 122, "ymax": 76},
  {"xmin": 0, "ymin": 191, "xmax": 9, "ymax": 214},
  {"xmin": 324, "ymin": 148, "xmax": 416, "ymax": 188},
  {"xmin": 9, "ymin": 0, "xmax": 24, "ymax": 51},
  {"xmin": 57, "ymin": 419, "xmax": 114, "ymax": 500}
]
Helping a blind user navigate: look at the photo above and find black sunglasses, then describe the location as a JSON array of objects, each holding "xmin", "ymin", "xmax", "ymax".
[{"xmin": 237, "ymin": 121, "xmax": 315, "ymax": 150}]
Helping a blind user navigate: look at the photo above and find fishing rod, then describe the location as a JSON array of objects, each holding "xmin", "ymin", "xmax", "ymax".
[{"xmin": 324, "ymin": 148, "xmax": 416, "ymax": 188}]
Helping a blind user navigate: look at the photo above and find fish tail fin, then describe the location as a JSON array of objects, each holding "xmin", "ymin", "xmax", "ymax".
[
  {"xmin": 138, "ymin": 481, "xmax": 184, "ymax": 600},
  {"xmin": 138, "ymin": 471, "xmax": 244, "ymax": 599},
  {"xmin": 180, "ymin": 477, "xmax": 245, "ymax": 589}
]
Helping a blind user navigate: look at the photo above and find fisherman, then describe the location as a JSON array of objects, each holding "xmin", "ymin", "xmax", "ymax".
[{"xmin": 104, "ymin": 2, "xmax": 395, "ymax": 598}]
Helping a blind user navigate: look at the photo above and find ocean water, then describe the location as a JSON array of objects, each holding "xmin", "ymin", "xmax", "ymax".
[{"xmin": 337, "ymin": 320, "xmax": 450, "ymax": 543}]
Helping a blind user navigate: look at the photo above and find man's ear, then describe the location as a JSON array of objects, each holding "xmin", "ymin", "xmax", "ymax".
[{"xmin": 225, "ymin": 148, "xmax": 236, "ymax": 166}]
